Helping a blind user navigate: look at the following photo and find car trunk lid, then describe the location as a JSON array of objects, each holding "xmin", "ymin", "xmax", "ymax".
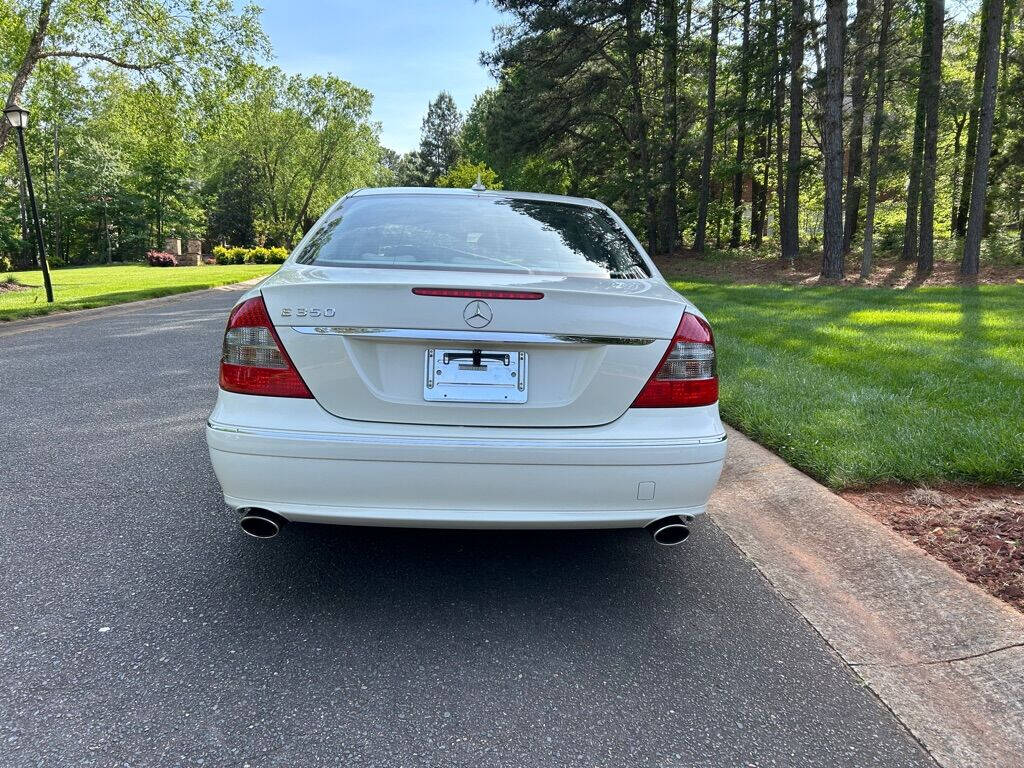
[{"xmin": 261, "ymin": 265, "xmax": 685, "ymax": 427}]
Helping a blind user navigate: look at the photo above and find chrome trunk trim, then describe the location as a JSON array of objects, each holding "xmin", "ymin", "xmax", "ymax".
[{"xmin": 288, "ymin": 326, "xmax": 657, "ymax": 346}]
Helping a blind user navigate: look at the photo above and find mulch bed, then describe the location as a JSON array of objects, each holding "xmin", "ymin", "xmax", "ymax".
[
  {"xmin": 0, "ymin": 279, "xmax": 30, "ymax": 294},
  {"xmin": 843, "ymin": 486, "xmax": 1024, "ymax": 612},
  {"xmin": 655, "ymin": 251, "xmax": 1024, "ymax": 288}
]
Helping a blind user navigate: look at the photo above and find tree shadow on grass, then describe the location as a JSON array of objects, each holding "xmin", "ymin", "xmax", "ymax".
[
  {"xmin": 1, "ymin": 284, "xmax": 222, "ymax": 321},
  {"xmin": 693, "ymin": 280, "xmax": 1023, "ymax": 486}
]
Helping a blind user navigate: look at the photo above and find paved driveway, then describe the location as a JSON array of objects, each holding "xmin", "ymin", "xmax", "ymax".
[{"xmin": 0, "ymin": 288, "xmax": 934, "ymax": 767}]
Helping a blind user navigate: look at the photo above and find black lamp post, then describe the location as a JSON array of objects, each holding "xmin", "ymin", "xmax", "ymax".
[{"xmin": 5, "ymin": 102, "xmax": 53, "ymax": 303}]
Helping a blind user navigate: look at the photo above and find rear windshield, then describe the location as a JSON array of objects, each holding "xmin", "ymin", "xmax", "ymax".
[{"xmin": 294, "ymin": 194, "xmax": 650, "ymax": 278}]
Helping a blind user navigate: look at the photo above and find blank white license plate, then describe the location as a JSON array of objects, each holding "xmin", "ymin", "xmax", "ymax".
[{"xmin": 424, "ymin": 348, "xmax": 528, "ymax": 403}]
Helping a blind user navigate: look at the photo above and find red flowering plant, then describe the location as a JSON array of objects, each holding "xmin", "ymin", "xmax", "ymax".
[{"xmin": 147, "ymin": 250, "xmax": 178, "ymax": 267}]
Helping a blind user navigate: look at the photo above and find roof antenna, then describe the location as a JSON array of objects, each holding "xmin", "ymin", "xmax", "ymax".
[{"xmin": 471, "ymin": 173, "xmax": 486, "ymax": 192}]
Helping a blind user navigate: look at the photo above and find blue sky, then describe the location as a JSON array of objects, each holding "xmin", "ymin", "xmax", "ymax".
[{"xmin": 256, "ymin": 1, "xmax": 512, "ymax": 153}]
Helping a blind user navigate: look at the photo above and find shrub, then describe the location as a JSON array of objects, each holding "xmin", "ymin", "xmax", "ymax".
[
  {"xmin": 147, "ymin": 250, "xmax": 178, "ymax": 267},
  {"xmin": 211, "ymin": 245, "xmax": 289, "ymax": 265},
  {"xmin": 0, "ymin": 254, "xmax": 11, "ymax": 273},
  {"xmin": 878, "ymin": 222, "xmax": 904, "ymax": 253},
  {"xmin": 48, "ymin": 254, "xmax": 67, "ymax": 268}
]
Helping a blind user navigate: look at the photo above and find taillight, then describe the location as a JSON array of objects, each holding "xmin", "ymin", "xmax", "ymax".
[
  {"xmin": 219, "ymin": 296, "xmax": 313, "ymax": 398},
  {"xmin": 631, "ymin": 312, "xmax": 718, "ymax": 407}
]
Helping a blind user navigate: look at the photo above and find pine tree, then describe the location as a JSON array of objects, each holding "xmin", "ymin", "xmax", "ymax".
[
  {"xmin": 917, "ymin": 0, "xmax": 945, "ymax": 275},
  {"xmin": 821, "ymin": 0, "xmax": 846, "ymax": 278},
  {"xmin": 730, "ymin": 0, "xmax": 753, "ymax": 248},
  {"xmin": 782, "ymin": 0, "xmax": 805, "ymax": 262},
  {"xmin": 962, "ymin": 0, "xmax": 1006, "ymax": 274},
  {"xmin": 419, "ymin": 92, "xmax": 463, "ymax": 184},
  {"xmin": 694, "ymin": 0, "xmax": 720, "ymax": 252},
  {"xmin": 842, "ymin": 0, "xmax": 873, "ymax": 253},
  {"xmin": 861, "ymin": 0, "xmax": 894, "ymax": 277}
]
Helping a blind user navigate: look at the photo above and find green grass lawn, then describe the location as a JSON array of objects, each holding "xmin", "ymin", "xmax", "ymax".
[
  {"xmin": 671, "ymin": 279, "xmax": 1024, "ymax": 489},
  {"xmin": 0, "ymin": 263, "xmax": 281, "ymax": 321}
]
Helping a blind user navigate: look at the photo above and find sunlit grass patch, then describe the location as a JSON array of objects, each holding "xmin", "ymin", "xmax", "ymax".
[
  {"xmin": 0, "ymin": 263, "xmax": 280, "ymax": 321},
  {"xmin": 672, "ymin": 280, "xmax": 1024, "ymax": 488}
]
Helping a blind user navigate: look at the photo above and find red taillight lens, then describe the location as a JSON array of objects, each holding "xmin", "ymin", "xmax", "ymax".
[
  {"xmin": 219, "ymin": 296, "xmax": 313, "ymax": 398},
  {"xmin": 412, "ymin": 288, "xmax": 544, "ymax": 300},
  {"xmin": 631, "ymin": 312, "xmax": 718, "ymax": 407}
]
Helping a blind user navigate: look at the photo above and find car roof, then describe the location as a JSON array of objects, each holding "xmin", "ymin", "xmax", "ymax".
[{"xmin": 348, "ymin": 187, "xmax": 604, "ymax": 209}]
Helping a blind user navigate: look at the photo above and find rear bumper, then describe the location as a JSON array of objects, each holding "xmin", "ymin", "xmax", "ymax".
[{"xmin": 206, "ymin": 392, "xmax": 727, "ymax": 529}]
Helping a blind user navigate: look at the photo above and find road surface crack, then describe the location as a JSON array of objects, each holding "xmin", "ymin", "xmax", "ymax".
[
  {"xmin": 918, "ymin": 641, "xmax": 1024, "ymax": 666},
  {"xmin": 850, "ymin": 641, "xmax": 1024, "ymax": 669}
]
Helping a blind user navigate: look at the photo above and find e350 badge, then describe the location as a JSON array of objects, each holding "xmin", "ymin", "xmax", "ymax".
[{"xmin": 280, "ymin": 307, "xmax": 337, "ymax": 318}]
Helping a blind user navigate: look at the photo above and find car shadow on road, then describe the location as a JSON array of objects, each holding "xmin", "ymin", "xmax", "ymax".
[
  {"xmin": 193, "ymin": 519, "xmax": 712, "ymax": 636},
  {"xmin": 251, "ymin": 519, "xmax": 675, "ymax": 584}
]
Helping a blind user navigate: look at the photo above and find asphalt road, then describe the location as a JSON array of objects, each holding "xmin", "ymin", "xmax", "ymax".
[{"xmin": 1, "ymin": 287, "xmax": 935, "ymax": 767}]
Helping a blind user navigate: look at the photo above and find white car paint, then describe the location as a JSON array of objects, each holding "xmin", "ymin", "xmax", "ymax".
[{"xmin": 206, "ymin": 188, "xmax": 727, "ymax": 531}]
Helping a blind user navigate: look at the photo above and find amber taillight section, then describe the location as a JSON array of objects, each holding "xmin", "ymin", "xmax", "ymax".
[
  {"xmin": 631, "ymin": 313, "xmax": 718, "ymax": 407},
  {"xmin": 219, "ymin": 296, "xmax": 313, "ymax": 398}
]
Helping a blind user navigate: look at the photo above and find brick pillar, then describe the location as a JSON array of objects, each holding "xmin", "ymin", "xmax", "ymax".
[{"xmin": 179, "ymin": 239, "xmax": 203, "ymax": 266}]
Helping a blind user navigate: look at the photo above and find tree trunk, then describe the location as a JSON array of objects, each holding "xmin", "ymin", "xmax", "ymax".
[
  {"xmin": 17, "ymin": 153, "xmax": 33, "ymax": 268},
  {"xmin": 715, "ymin": 179, "xmax": 726, "ymax": 248},
  {"xmin": 624, "ymin": 0, "xmax": 657, "ymax": 254},
  {"xmin": 842, "ymin": 0, "xmax": 872, "ymax": 253},
  {"xmin": 1, "ymin": 0, "xmax": 53, "ymax": 154},
  {"xmin": 861, "ymin": 0, "xmax": 893, "ymax": 277},
  {"xmin": 52, "ymin": 104, "xmax": 62, "ymax": 268},
  {"xmin": 694, "ymin": 0, "xmax": 720, "ymax": 253},
  {"xmin": 749, "ymin": 87, "xmax": 765, "ymax": 244},
  {"xmin": 751, "ymin": 132, "xmax": 768, "ymax": 246},
  {"xmin": 901, "ymin": 2, "xmax": 932, "ymax": 262},
  {"xmin": 782, "ymin": 0, "xmax": 804, "ymax": 261},
  {"xmin": 950, "ymin": 111, "xmax": 968, "ymax": 233},
  {"xmin": 773, "ymin": 0, "xmax": 787, "ymax": 253},
  {"xmin": 962, "ymin": 0, "xmax": 1006, "ymax": 275},
  {"xmin": 917, "ymin": 0, "xmax": 945, "ymax": 275},
  {"xmin": 287, "ymin": 154, "xmax": 333, "ymax": 246},
  {"xmin": 730, "ymin": 0, "xmax": 753, "ymax": 248},
  {"xmin": 955, "ymin": 0, "xmax": 990, "ymax": 237},
  {"xmin": 659, "ymin": 0, "xmax": 680, "ymax": 254},
  {"xmin": 985, "ymin": 0, "xmax": 1015, "ymax": 234},
  {"xmin": 821, "ymin": 0, "xmax": 846, "ymax": 278},
  {"xmin": 1019, "ymin": 190, "xmax": 1024, "ymax": 255}
]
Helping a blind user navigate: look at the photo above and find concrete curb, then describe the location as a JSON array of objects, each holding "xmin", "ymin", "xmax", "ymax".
[
  {"xmin": 710, "ymin": 428, "xmax": 1024, "ymax": 768},
  {"xmin": 0, "ymin": 278, "xmax": 263, "ymax": 338}
]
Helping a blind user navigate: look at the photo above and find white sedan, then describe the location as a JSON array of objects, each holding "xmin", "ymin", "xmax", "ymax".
[{"xmin": 206, "ymin": 188, "xmax": 727, "ymax": 545}]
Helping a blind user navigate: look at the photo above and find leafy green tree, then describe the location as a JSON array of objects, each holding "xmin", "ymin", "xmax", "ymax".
[
  {"xmin": 375, "ymin": 147, "xmax": 400, "ymax": 186},
  {"xmin": 394, "ymin": 150, "xmax": 431, "ymax": 186},
  {"xmin": 205, "ymin": 154, "xmax": 259, "ymax": 247},
  {"xmin": 224, "ymin": 67, "xmax": 381, "ymax": 245},
  {"xmin": 418, "ymin": 91, "xmax": 462, "ymax": 184},
  {"xmin": 460, "ymin": 91, "xmax": 494, "ymax": 165},
  {"xmin": 436, "ymin": 161, "xmax": 502, "ymax": 189},
  {"xmin": 1, "ymin": 0, "xmax": 265, "ymax": 153}
]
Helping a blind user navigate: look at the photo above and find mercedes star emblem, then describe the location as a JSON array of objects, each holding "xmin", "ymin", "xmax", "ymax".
[{"xmin": 463, "ymin": 300, "xmax": 493, "ymax": 328}]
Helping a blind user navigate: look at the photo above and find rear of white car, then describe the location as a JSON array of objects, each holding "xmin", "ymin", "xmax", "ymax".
[{"xmin": 206, "ymin": 188, "xmax": 726, "ymax": 542}]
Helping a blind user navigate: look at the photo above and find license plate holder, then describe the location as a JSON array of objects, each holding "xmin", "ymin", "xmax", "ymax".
[{"xmin": 424, "ymin": 348, "xmax": 528, "ymax": 403}]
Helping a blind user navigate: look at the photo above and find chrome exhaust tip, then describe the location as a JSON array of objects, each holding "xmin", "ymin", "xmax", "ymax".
[
  {"xmin": 239, "ymin": 508, "xmax": 287, "ymax": 539},
  {"xmin": 646, "ymin": 516, "xmax": 691, "ymax": 546}
]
